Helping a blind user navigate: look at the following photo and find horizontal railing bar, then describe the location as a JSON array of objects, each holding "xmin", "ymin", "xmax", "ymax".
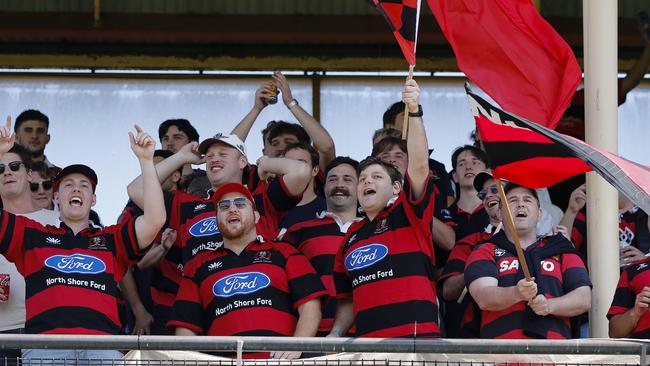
[{"xmin": 0, "ymin": 335, "xmax": 644, "ymax": 355}]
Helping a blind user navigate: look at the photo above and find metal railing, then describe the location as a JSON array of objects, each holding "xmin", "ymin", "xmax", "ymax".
[{"xmin": 1, "ymin": 335, "xmax": 648, "ymax": 365}]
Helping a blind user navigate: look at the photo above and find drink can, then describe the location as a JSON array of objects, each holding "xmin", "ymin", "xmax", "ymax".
[
  {"xmin": 268, "ymin": 82, "xmax": 279, "ymax": 104},
  {"xmin": 0, "ymin": 274, "xmax": 9, "ymax": 301}
]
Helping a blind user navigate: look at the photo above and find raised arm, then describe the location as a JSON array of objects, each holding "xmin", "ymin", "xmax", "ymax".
[
  {"xmin": 274, "ymin": 71, "xmax": 336, "ymax": 171},
  {"xmin": 256, "ymin": 156, "xmax": 311, "ymax": 196},
  {"xmin": 127, "ymin": 142, "xmax": 202, "ymax": 209},
  {"xmin": 130, "ymin": 125, "xmax": 166, "ymax": 250},
  {"xmin": 231, "ymin": 82, "xmax": 274, "ymax": 141},
  {"xmin": 403, "ymin": 78, "xmax": 429, "ymax": 199}
]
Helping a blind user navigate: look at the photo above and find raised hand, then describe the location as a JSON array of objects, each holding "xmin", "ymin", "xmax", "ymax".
[
  {"xmin": 402, "ymin": 78, "xmax": 420, "ymax": 114},
  {"xmin": 129, "ymin": 124, "xmax": 155, "ymax": 160},
  {"xmin": 178, "ymin": 141, "xmax": 203, "ymax": 165},
  {"xmin": 567, "ymin": 184, "xmax": 587, "ymax": 214},
  {"xmin": 0, "ymin": 116, "xmax": 16, "ymax": 155},
  {"xmin": 272, "ymin": 71, "xmax": 294, "ymax": 105},
  {"xmin": 160, "ymin": 228, "xmax": 177, "ymax": 251},
  {"xmin": 254, "ymin": 81, "xmax": 275, "ymax": 110}
]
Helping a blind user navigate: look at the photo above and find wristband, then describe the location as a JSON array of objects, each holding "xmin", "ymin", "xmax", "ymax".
[
  {"xmin": 329, "ymin": 329, "xmax": 342, "ymax": 336},
  {"xmin": 408, "ymin": 105, "xmax": 423, "ymax": 117},
  {"xmin": 286, "ymin": 99, "xmax": 299, "ymax": 109}
]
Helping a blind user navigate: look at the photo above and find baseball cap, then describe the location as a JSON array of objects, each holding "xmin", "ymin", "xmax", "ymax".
[
  {"xmin": 54, "ymin": 164, "xmax": 98, "ymax": 192},
  {"xmin": 212, "ymin": 182, "xmax": 256, "ymax": 210},
  {"xmin": 503, "ymin": 182, "xmax": 539, "ymax": 202},
  {"xmin": 198, "ymin": 133, "xmax": 247, "ymax": 158},
  {"xmin": 473, "ymin": 171, "xmax": 495, "ymax": 192}
]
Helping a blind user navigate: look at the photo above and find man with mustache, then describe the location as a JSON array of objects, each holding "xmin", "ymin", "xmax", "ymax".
[
  {"xmin": 280, "ymin": 156, "xmax": 360, "ymax": 335},
  {"xmin": 169, "ymin": 182, "xmax": 325, "ymax": 359}
]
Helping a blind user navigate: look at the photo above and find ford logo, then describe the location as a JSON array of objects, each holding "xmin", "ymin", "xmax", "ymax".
[
  {"xmin": 189, "ymin": 217, "xmax": 220, "ymax": 237},
  {"xmin": 44, "ymin": 254, "xmax": 106, "ymax": 274},
  {"xmin": 213, "ymin": 272, "xmax": 271, "ymax": 297},
  {"xmin": 344, "ymin": 244, "xmax": 388, "ymax": 271}
]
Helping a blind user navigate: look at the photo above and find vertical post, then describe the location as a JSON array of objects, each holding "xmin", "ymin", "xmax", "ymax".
[
  {"xmin": 583, "ymin": 0, "xmax": 619, "ymax": 338},
  {"xmin": 93, "ymin": 0, "xmax": 101, "ymax": 27},
  {"xmin": 311, "ymin": 72, "xmax": 321, "ymax": 121}
]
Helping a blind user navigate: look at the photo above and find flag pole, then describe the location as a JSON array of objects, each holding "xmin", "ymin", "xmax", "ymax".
[
  {"xmin": 401, "ymin": 64, "xmax": 415, "ymax": 140},
  {"xmin": 494, "ymin": 178, "xmax": 532, "ymax": 281}
]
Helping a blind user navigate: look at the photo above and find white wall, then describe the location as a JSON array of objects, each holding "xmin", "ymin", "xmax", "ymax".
[{"xmin": 0, "ymin": 75, "xmax": 647, "ymax": 223}]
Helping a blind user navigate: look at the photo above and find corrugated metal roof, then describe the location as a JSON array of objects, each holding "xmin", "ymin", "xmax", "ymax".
[{"xmin": 0, "ymin": 0, "xmax": 375, "ymax": 15}]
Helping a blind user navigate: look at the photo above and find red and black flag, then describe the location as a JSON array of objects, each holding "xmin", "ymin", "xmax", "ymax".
[
  {"xmin": 371, "ymin": 0, "xmax": 421, "ymax": 65},
  {"xmin": 467, "ymin": 86, "xmax": 650, "ymax": 214},
  {"xmin": 429, "ymin": 0, "xmax": 581, "ymax": 129}
]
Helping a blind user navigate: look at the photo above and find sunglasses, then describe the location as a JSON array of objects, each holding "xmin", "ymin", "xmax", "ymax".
[
  {"xmin": 477, "ymin": 184, "xmax": 499, "ymax": 200},
  {"xmin": 0, "ymin": 161, "xmax": 24, "ymax": 174},
  {"xmin": 30, "ymin": 180, "xmax": 54, "ymax": 192},
  {"xmin": 217, "ymin": 197, "xmax": 251, "ymax": 211}
]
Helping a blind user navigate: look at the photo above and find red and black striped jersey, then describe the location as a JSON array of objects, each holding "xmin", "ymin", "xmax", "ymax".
[
  {"xmin": 0, "ymin": 211, "xmax": 140, "ymax": 335},
  {"xmin": 447, "ymin": 202, "xmax": 490, "ymax": 243},
  {"xmin": 608, "ymin": 258, "xmax": 650, "ymax": 338},
  {"xmin": 118, "ymin": 200, "xmax": 183, "ymax": 324},
  {"xmin": 465, "ymin": 235, "xmax": 591, "ymax": 339},
  {"xmin": 168, "ymin": 238, "xmax": 326, "ymax": 346},
  {"xmin": 333, "ymin": 174, "xmax": 440, "ymax": 338},
  {"xmin": 167, "ymin": 176, "xmax": 301, "ymax": 268},
  {"xmin": 281, "ymin": 213, "xmax": 358, "ymax": 333},
  {"xmin": 440, "ymin": 226, "xmax": 498, "ymax": 287}
]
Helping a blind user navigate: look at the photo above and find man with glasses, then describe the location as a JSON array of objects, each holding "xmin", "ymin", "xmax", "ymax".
[
  {"xmin": 0, "ymin": 121, "xmax": 165, "ymax": 364},
  {"xmin": 169, "ymin": 182, "xmax": 325, "ymax": 359},
  {"xmin": 439, "ymin": 171, "xmax": 502, "ymax": 337},
  {"xmin": 29, "ymin": 162, "xmax": 55, "ymax": 210},
  {"xmin": 0, "ymin": 144, "xmax": 59, "ymax": 365}
]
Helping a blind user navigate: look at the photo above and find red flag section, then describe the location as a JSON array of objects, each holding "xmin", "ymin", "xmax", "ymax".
[
  {"xmin": 467, "ymin": 87, "xmax": 650, "ymax": 214},
  {"xmin": 429, "ymin": 0, "xmax": 581, "ymax": 129},
  {"xmin": 372, "ymin": 0, "xmax": 420, "ymax": 65}
]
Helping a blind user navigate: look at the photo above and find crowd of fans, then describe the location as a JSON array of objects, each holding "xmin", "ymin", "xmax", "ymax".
[{"xmin": 0, "ymin": 69, "xmax": 649, "ymax": 362}]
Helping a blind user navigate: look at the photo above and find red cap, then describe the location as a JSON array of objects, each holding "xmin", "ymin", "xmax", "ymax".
[{"xmin": 212, "ymin": 182, "xmax": 256, "ymax": 210}]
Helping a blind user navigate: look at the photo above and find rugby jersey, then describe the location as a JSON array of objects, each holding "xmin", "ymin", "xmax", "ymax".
[
  {"xmin": 447, "ymin": 202, "xmax": 490, "ymax": 242},
  {"xmin": 465, "ymin": 233, "xmax": 591, "ymax": 339},
  {"xmin": 282, "ymin": 212, "xmax": 358, "ymax": 333},
  {"xmin": 0, "ymin": 211, "xmax": 140, "ymax": 334},
  {"xmin": 168, "ymin": 237, "xmax": 326, "ymax": 358},
  {"xmin": 608, "ymin": 257, "xmax": 650, "ymax": 338},
  {"xmin": 167, "ymin": 176, "xmax": 301, "ymax": 268},
  {"xmin": 333, "ymin": 174, "xmax": 440, "ymax": 338}
]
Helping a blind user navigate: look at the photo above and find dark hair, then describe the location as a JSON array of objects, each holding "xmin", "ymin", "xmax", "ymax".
[
  {"xmin": 284, "ymin": 141, "xmax": 320, "ymax": 168},
  {"xmin": 371, "ymin": 136, "xmax": 407, "ymax": 158},
  {"xmin": 30, "ymin": 161, "xmax": 56, "ymax": 179},
  {"xmin": 153, "ymin": 149, "xmax": 174, "ymax": 159},
  {"xmin": 15, "ymin": 109, "xmax": 49, "ymax": 131},
  {"xmin": 451, "ymin": 145, "xmax": 489, "ymax": 170},
  {"xmin": 372, "ymin": 127, "xmax": 402, "ymax": 143},
  {"xmin": 383, "ymin": 101, "xmax": 405, "ymax": 128},
  {"xmin": 325, "ymin": 156, "xmax": 359, "ymax": 178},
  {"xmin": 8, "ymin": 144, "xmax": 32, "ymax": 168},
  {"xmin": 158, "ymin": 119, "xmax": 199, "ymax": 143},
  {"xmin": 263, "ymin": 121, "xmax": 310, "ymax": 145},
  {"xmin": 357, "ymin": 156, "xmax": 402, "ymax": 184}
]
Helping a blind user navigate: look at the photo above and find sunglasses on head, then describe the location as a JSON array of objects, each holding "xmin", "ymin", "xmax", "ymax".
[
  {"xmin": 0, "ymin": 161, "xmax": 24, "ymax": 174},
  {"xmin": 477, "ymin": 184, "xmax": 498, "ymax": 200},
  {"xmin": 30, "ymin": 180, "xmax": 54, "ymax": 192},
  {"xmin": 217, "ymin": 197, "xmax": 251, "ymax": 211}
]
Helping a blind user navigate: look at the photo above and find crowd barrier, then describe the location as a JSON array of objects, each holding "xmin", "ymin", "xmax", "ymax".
[{"xmin": 0, "ymin": 335, "xmax": 648, "ymax": 366}]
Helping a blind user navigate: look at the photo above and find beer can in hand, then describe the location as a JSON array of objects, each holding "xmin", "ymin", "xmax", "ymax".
[
  {"xmin": 268, "ymin": 82, "xmax": 280, "ymax": 104},
  {"xmin": 0, "ymin": 274, "xmax": 9, "ymax": 301}
]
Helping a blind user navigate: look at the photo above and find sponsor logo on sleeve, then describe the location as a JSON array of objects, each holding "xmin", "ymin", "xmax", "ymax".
[
  {"xmin": 189, "ymin": 217, "xmax": 220, "ymax": 237},
  {"xmin": 44, "ymin": 254, "xmax": 106, "ymax": 274},
  {"xmin": 212, "ymin": 272, "xmax": 271, "ymax": 297},
  {"xmin": 344, "ymin": 243, "xmax": 388, "ymax": 271}
]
